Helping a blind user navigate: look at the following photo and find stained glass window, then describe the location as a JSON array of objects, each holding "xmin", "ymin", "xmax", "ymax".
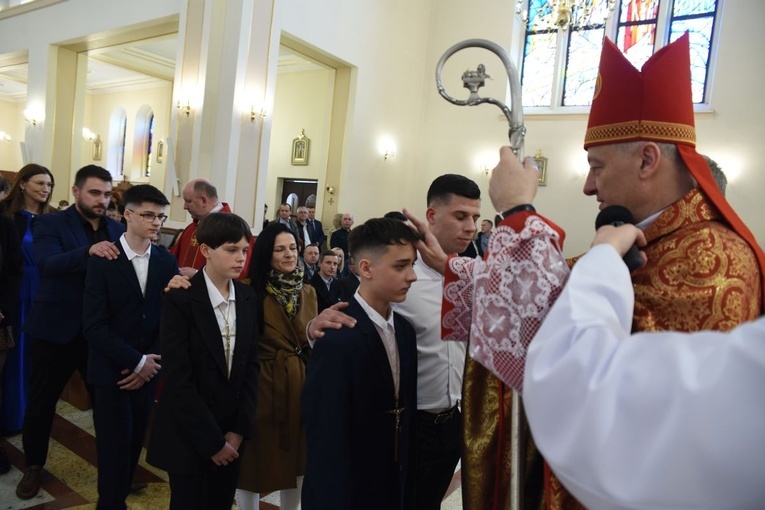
[
  {"xmin": 520, "ymin": 1, "xmax": 558, "ymax": 107},
  {"xmin": 145, "ymin": 113, "xmax": 154, "ymax": 177},
  {"xmin": 517, "ymin": 0, "xmax": 720, "ymax": 108},
  {"xmin": 668, "ymin": 0, "xmax": 718, "ymax": 103},
  {"xmin": 117, "ymin": 116, "xmax": 127, "ymax": 177}
]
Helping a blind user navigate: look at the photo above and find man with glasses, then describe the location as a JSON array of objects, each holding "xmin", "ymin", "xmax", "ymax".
[
  {"xmin": 16, "ymin": 165, "xmax": 125, "ymax": 499},
  {"xmin": 83, "ymin": 185, "xmax": 179, "ymax": 510}
]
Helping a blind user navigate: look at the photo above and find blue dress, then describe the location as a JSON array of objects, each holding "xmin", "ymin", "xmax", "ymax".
[{"xmin": 0, "ymin": 211, "xmax": 39, "ymax": 432}]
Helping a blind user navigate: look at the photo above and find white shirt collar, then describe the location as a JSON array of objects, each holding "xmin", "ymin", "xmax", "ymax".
[
  {"xmin": 202, "ymin": 266, "xmax": 236, "ymax": 308},
  {"xmin": 119, "ymin": 233, "xmax": 151, "ymax": 260},
  {"xmin": 636, "ymin": 207, "xmax": 668, "ymax": 230},
  {"xmin": 209, "ymin": 202, "xmax": 225, "ymax": 214},
  {"xmin": 355, "ymin": 290, "xmax": 395, "ymax": 332}
]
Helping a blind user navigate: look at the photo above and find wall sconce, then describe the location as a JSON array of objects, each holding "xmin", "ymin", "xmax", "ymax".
[
  {"xmin": 176, "ymin": 99, "xmax": 191, "ymax": 117},
  {"xmin": 326, "ymin": 186, "xmax": 336, "ymax": 195},
  {"xmin": 82, "ymin": 127, "xmax": 98, "ymax": 142},
  {"xmin": 23, "ymin": 104, "xmax": 44, "ymax": 126},
  {"xmin": 379, "ymin": 138, "xmax": 397, "ymax": 161},
  {"xmin": 0, "ymin": 131, "xmax": 11, "ymax": 142},
  {"xmin": 480, "ymin": 164, "xmax": 490, "ymax": 175},
  {"xmin": 250, "ymin": 106, "xmax": 267, "ymax": 123}
]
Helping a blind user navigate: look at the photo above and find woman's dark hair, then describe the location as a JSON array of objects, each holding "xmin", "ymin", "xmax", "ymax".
[
  {"xmin": 248, "ymin": 222, "xmax": 297, "ymax": 333},
  {"xmin": 248, "ymin": 222, "xmax": 297, "ymax": 296},
  {"xmin": 2, "ymin": 164, "xmax": 56, "ymax": 216}
]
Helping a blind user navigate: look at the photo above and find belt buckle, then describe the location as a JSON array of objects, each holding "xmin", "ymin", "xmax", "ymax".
[{"xmin": 433, "ymin": 408, "xmax": 453, "ymax": 424}]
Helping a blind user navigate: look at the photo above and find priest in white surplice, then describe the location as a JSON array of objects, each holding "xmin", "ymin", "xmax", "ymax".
[{"xmin": 407, "ymin": 147, "xmax": 765, "ymax": 509}]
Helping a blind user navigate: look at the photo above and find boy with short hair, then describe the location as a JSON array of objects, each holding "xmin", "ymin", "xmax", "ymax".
[
  {"xmin": 302, "ymin": 218, "xmax": 421, "ymax": 510},
  {"xmin": 83, "ymin": 184, "xmax": 178, "ymax": 509},
  {"xmin": 147, "ymin": 213, "xmax": 259, "ymax": 510}
]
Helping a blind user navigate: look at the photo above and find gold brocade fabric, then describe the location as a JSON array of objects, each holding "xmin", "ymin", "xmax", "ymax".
[
  {"xmin": 462, "ymin": 354, "xmax": 546, "ymax": 510},
  {"xmin": 461, "ymin": 354, "xmax": 512, "ymax": 510},
  {"xmin": 544, "ymin": 189, "xmax": 763, "ymax": 509}
]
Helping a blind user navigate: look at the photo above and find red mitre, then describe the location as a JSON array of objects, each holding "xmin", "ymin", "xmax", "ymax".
[{"xmin": 585, "ymin": 33, "xmax": 765, "ymax": 305}]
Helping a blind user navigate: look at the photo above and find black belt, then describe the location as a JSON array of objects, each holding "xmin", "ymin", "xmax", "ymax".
[{"xmin": 420, "ymin": 405, "xmax": 460, "ymax": 424}]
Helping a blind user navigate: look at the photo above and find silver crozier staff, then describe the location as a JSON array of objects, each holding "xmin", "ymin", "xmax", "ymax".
[{"xmin": 435, "ymin": 38, "xmax": 527, "ymax": 510}]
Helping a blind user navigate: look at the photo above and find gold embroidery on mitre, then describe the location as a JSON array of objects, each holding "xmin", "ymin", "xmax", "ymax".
[{"xmin": 585, "ymin": 120, "xmax": 696, "ymax": 146}]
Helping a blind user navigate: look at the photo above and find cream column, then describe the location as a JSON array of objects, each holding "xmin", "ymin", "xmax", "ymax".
[{"xmin": 169, "ymin": 0, "xmax": 276, "ymax": 227}]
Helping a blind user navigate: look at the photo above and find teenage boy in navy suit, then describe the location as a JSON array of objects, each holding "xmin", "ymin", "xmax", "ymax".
[
  {"xmin": 147, "ymin": 213, "xmax": 259, "ymax": 510},
  {"xmin": 83, "ymin": 184, "xmax": 178, "ymax": 510},
  {"xmin": 302, "ymin": 218, "xmax": 420, "ymax": 510},
  {"xmin": 17, "ymin": 165, "xmax": 124, "ymax": 499}
]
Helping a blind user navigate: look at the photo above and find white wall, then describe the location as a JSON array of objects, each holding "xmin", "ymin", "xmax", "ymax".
[
  {"xmin": 0, "ymin": 99, "xmax": 24, "ymax": 171},
  {"xmin": 275, "ymin": 0, "xmax": 437, "ymax": 222},
  {"xmin": 266, "ymin": 67, "xmax": 334, "ymax": 214}
]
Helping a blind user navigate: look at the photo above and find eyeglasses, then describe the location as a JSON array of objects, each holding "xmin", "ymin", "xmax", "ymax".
[{"xmin": 127, "ymin": 208, "xmax": 168, "ymax": 224}]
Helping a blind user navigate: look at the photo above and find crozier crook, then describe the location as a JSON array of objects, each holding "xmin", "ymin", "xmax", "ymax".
[{"xmin": 435, "ymin": 38, "xmax": 526, "ymax": 156}]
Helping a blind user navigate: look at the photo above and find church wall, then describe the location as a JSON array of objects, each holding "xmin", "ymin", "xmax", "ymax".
[
  {"xmin": 0, "ymin": 99, "xmax": 24, "ymax": 172},
  {"xmin": 83, "ymin": 83, "xmax": 173, "ymax": 190},
  {"xmin": 275, "ymin": 0, "xmax": 437, "ymax": 222},
  {"xmin": 265, "ymin": 67, "xmax": 334, "ymax": 218}
]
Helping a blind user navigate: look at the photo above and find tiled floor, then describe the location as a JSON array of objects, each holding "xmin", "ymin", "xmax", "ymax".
[{"xmin": 0, "ymin": 400, "xmax": 463, "ymax": 509}]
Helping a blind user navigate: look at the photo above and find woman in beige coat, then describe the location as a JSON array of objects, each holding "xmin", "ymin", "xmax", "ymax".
[{"xmin": 236, "ymin": 223, "xmax": 318, "ymax": 510}]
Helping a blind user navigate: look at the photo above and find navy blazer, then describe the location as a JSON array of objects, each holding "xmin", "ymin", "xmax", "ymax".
[
  {"xmin": 307, "ymin": 219, "xmax": 325, "ymax": 249},
  {"xmin": 25, "ymin": 207, "xmax": 124, "ymax": 343},
  {"xmin": 308, "ymin": 271, "xmax": 343, "ymax": 312},
  {"xmin": 302, "ymin": 298, "xmax": 417, "ymax": 510},
  {"xmin": 146, "ymin": 270, "xmax": 259, "ymax": 476},
  {"xmin": 83, "ymin": 243, "xmax": 179, "ymax": 385}
]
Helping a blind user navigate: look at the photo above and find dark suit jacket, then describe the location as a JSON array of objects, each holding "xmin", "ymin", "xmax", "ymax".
[
  {"xmin": 308, "ymin": 271, "xmax": 343, "ymax": 312},
  {"xmin": 146, "ymin": 270, "xmax": 259, "ymax": 476},
  {"xmin": 83, "ymin": 243, "xmax": 179, "ymax": 385},
  {"xmin": 338, "ymin": 274, "xmax": 359, "ymax": 302},
  {"xmin": 307, "ymin": 219, "xmax": 325, "ymax": 249},
  {"xmin": 329, "ymin": 228, "xmax": 350, "ymax": 261},
  {"xmin": 25, "ymin": 207, "xmax": 124, "ymax": 343},
  {"xmin": 0, "ymin": 214, "xmax": 22, "ymax": 326},
  {"xmin": 302, "ymin": 298, "xmax": 417, "ymax": 510}
]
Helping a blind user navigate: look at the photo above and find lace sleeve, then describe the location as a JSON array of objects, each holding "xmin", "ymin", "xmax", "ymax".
[
  {"xmin": 441, "ymin": 256, "xmax": 476, "ymax": 342},
  {"xmin": 463, "ymin": 215, "xmax": 569, "ymax": 392}
]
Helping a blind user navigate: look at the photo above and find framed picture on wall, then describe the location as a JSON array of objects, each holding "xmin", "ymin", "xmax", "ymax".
[
  {"xmin": 291, "ymin": 129, "xmax": 310, "ymax": 165},
  {"xmin": 93, "ymin": 136, "xmax": 102, "ymax": 161}
]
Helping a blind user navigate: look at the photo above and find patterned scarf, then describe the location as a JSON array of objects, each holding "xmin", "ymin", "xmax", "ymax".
[{"xmin": 265, "ymin": 268, "xmax": 303, "ymax": 319}]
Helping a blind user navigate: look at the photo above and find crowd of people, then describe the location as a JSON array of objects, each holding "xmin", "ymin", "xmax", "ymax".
[{"xmin": 0, "ymin": 31, "xmax": 763, "ymax": 510}]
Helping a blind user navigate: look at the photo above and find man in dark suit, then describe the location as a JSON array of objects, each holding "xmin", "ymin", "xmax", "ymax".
[
  {"xmin": 147, "ymin": 213, "xmax": 259, "ymax": 510},
  {"xmin": 302, "ymin": 244, "xmax": 320, "ymax": 283},
  {"xmin": 276, "ymin": 203, "xmax": 299, "ymax": 235},
  {"xmin": 476, "ymin": 219, "xmax": 493, "ymax": 258},
  {"xmin": 338, "ymin": 253, "xmax": 359, "ymax": 301},
  {"xmin": 302, "ymin": 218, "xmax": 420, "ymax": 510},
  {"xmin": 16, "ymin": 165, "xmax": 125, "ymax": 499},
  {"xmin": 83, "ymin": 185, "xmax": 178, "ymax": 510},
  {"xmin": 308, "ymin": 250, "xmax": 343, "ymax": 312},
  {"xmin": 329, "ymin": 212, "xmax": 353, "ymax": 263},
  {"xmin": 307, "ymin": 207, "xmax": 325, "ymax": 249}
]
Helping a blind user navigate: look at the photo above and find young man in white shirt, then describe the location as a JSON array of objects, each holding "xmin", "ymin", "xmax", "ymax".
[{"xmin": 83, "ymin": 184, "xmax": 179, "ymax": 510}]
